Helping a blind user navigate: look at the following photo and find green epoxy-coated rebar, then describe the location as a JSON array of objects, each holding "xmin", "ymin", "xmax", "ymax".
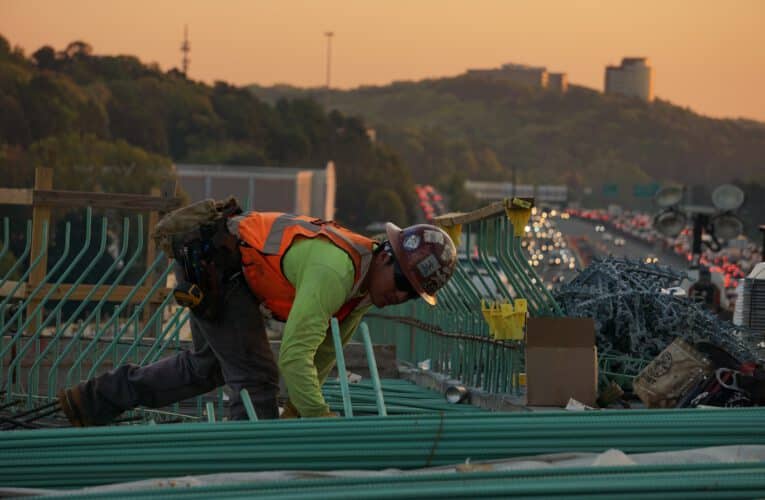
[
  {"xmin": 115, "ymin": 291, "xmax": 175, "ymax": 366},
  {"xmin": 38, "ymin": 216, "xmax": 129, "ymax": 396},
  {"xmin": 143, "ymin": 310, "xmax": 189, "ymax": 366},
  {"xmin": 358, "ymin": 199, "xmax": 566, "ymax": 398},
  {"xmin": 33, "ymin": 463, "xmax": 765, "ymax": 499},
  {"xmin": 1, "ymin": 408, "xmax": 764, "ymax": 489},
  {"xmin": 25, "ymin": 216, "xmax": 121, "ymax": 402},
  {"xmin": 239, "ymin": 389, "xmax": 258, "ymax": 421},
  {"xmin": 0, "ymin": 206, "xmax": 761, "ymax": 499},
  {"xmin": 1, "ymin": 211, "xmax": 217, "ymax": 426},
  {"xmin": 0, "ymin": 221, "xmax": 54, "ymax": 355},
  {"xmin": 0, "ymin": 221, "xmax": 35, "ymax": 312},
  {"xmin": 330, "ymin": 317, "xmax": 353, "ymax": 418},
  {"xmin": 84, "ymin": 256, "xmax": 172, "ymax": 380},
  {"xmin": 51, "ymin": 216, "xmax": 145, "ymax": 394},
  {"xmin": 321, "ymin": 381, "xmax": 483, "ymax": 415},
  {"xmin": 9, "ymin": 211, "xmax": 102, "ymax": 400},
  {"xmin": 358, "ymin": 323, "xmax": 386, "ymax": 416}
]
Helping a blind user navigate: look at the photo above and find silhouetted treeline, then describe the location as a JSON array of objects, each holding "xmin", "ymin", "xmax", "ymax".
[{"xmin": 0, "ymin": 35, "xmax": 416, "ymax": 231}]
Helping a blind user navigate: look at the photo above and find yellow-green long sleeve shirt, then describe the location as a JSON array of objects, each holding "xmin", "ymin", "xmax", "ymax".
[{"xmin": 278, "ymin": 237, "xmax": 372, "ymax": 417}]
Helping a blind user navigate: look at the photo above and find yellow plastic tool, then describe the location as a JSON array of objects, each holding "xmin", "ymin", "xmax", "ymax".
[
  {"xmin": 481, "ymin": 300, "xmax": 498, "ymax": 336},
  {"xmin": 481, "ymin": 298, "xmax": 527, "ymax": 340},
  {"xmin": 505, "ymin": 199, "xmax": 532, "ymax": 238},
  {"xmin": 440, "ymin": 223, "xmax": 462, "ymax": 247}
]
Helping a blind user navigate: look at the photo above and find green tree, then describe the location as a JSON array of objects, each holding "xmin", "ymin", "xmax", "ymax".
[
  {"xmin": 0, "ymin": 93, "xmax": 31, "ymax": 145},
  {"xmin": 0, "ymin": 35, "xmax": 10, "ymax": 57},
  {"xmin": 32, "ymin": 45, "xmax": 56, "ymax": 70},
  {"xmin": 440, "ymin": 171, "xmax": 478, "ymax": 212},
  {"xmin": 365, "ymin": 188, "xmax": 407, "ymax": 224},
  {"xmin": 0, "ymin": 35, "xmax": 422, "ymax": 231},
  {"xmin": 25, "ymin": 133, "xmax": 173, "ymax": 193}
]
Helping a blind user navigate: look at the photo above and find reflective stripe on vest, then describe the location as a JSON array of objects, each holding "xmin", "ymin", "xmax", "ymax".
[{"xmin": 262, "ymin": 214, "xmax": 318, "ymax": 254}]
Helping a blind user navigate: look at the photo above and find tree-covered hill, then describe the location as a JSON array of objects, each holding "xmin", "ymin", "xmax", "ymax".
[
  {"xmin": 0, "ymin": 35, "xmax": 416, "ymax": 231},
  {"xmin": 249, "ymin": 74, "xmax": 765, "ymax": 209}
]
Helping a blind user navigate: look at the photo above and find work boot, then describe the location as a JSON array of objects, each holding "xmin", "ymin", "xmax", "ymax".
[
  {"xmin": 57, "ymin": 375, "xmax": 127, "ymax": 426},
  {"xmin": 58, "ymin": 384, "xmax": 91, "ymax": 427}
]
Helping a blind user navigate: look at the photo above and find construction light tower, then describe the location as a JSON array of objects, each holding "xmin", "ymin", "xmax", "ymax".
[
  {"xmin": 181, "ymin": 25, "xmax": 190, "ymax": 76},
  {"xmin": 653, "ymin": 184, "xmax": 745, "ymax": 268}
]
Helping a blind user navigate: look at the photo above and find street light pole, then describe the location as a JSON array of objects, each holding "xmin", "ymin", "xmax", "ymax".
[{"xmin": 324, "ymin": 31, "xmax": 334, "ymax": 89}]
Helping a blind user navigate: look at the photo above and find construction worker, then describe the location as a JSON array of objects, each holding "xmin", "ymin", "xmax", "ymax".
[
  {"xmin": 688, "ymin": 266, "xmax": 722, "ymax": 314},
  {"xmin": 58, "ymin": 211, "xmax": 457, "ymax": 425}
]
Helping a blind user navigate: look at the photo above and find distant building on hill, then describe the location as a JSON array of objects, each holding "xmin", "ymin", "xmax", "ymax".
[
  {"xmin": 465, "ymin": 63, "xmax": 567, "ymax": 93},
  {"xmin": 496, "ymin": 63, "xmax": 549, "ymax": 88},
  {"xmin": 605, "ymin": 57, "xmax": 654, "ymax": 101},
  {"xmin": 175, "ymin": 162, "xmax": 335, "ymax": 219},
  {"xmin": 547, "ymin": 72, "xmax": 568, "ymax": 93}
]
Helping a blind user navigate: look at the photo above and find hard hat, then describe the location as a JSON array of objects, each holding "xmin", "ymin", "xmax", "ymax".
[{"xmin": 385, "ymin": 222, "xmax": 457, "ymax": 306}]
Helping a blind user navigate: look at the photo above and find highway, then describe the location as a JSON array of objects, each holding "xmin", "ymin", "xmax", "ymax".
[
  {"xmin": 556, "ymin": 216, "xmax": 688, "ymax": 269},
  {"xmin": 534, "ymin": 216, "xmax": 691, "ymax": 289}
]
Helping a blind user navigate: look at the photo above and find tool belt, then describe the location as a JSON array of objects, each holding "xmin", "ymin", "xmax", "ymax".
[{"xmin": 167, "ymin": 200, "xmax": 243, "ymax": 322}]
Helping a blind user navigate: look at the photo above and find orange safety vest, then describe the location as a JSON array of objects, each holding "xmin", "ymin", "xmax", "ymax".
[{"xmin": 228, "ymin": 212, "xmax": 375, "ymax": 322}]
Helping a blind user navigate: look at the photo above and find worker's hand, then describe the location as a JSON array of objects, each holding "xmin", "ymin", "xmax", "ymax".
[
  {"xmin": 280, "ymin": 400, "xmax": 300, "ymax": 419},
  {"xmin": 280, "ymin": 401, "xmax": 340, "ymax": 419}
]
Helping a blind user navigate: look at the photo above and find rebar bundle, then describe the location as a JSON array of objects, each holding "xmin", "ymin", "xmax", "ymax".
[
  {"xmin": 33, "ymin": 463, "xmax": 765, "ymax": 499},
  {"xmin": 322, "ymin": 379, "xmax": 483, "ymax": 415},
  {"xmin": 2, "ymin": 407, "xmax": 764, "ymax": 489},
  {"xmin": 555, "ymin": 257, "xmax": 759, "ymax": 363}
]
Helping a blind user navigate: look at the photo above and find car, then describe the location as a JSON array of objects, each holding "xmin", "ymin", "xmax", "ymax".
[
  {"xmin": 614, "ymin": 237, "xmax": 626, "ymax": 246},
  {"xmin": 595, "ymin": 225, "xmax": 605, "ymax": 232}
]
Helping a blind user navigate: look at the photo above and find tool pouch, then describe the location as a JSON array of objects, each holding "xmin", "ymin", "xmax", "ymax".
[
  {"xmin": 152, "ymin": 197, "xmax": 242, "ymax": 256},
  {"xmin": 160, "ymin": 198, "xmax": 243, "ymax": 322}
]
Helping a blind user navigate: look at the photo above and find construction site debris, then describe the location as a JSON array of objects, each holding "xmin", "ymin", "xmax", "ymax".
[
  {"xmin": 633, "ymin": 338, "xmax": 713, "ymax": 408},
  {"xmin": 554, "ymin": 257, "xmax": 760, "ymax": 364}
]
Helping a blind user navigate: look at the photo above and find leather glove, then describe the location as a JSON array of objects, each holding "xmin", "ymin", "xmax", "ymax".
[
  {"xmin": 280, "ymin": 401, "xmax": 339, "ymax": 419},
  {"xmin": 280, "ymin": 400, "xmax": 300, "ymax": 419}
]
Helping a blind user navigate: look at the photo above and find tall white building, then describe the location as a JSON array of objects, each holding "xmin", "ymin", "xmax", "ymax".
[{"xmin": 605, "ymin": 57, "xmax": 654, "ymax": 102}]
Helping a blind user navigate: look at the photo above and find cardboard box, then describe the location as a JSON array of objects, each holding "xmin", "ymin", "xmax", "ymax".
[{"xmin": 525, "ymin": 317, "xmax": 598, "ymax": 407}]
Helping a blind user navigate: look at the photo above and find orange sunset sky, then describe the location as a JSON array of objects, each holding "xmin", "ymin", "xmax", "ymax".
[{"xmin": 2, "ymin": 0, "xmax": 764, "ymax": 121}]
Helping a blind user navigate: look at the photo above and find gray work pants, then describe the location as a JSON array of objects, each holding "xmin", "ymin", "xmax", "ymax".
[{"xmin": 74, "ymin": 273, "xmax": 280, "ymax": 423}]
